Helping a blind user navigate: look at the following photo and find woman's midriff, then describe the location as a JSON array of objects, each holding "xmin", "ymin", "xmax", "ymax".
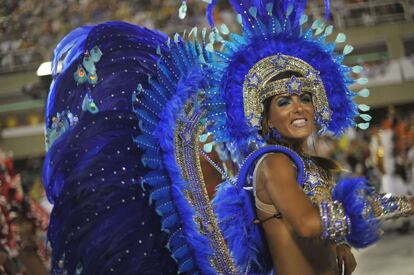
[{"xmin": 258, "ymin": 209, "xmax": 339, "ymax": 275}]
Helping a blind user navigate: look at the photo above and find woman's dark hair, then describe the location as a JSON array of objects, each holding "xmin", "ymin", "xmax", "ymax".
[{"xmin": 260, "ymin": 71, "xmax": 341, "ymax": 173}]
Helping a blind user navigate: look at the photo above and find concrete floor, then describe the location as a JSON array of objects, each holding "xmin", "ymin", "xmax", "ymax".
[{"xmin": 353, "ymin": 223, "xmax": 414, "ymax": 275}]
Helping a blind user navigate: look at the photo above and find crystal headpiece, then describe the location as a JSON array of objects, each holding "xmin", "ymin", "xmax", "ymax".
[{"xmin": 243, "ymin": 53, "xmax": 332, "ymax": 130}]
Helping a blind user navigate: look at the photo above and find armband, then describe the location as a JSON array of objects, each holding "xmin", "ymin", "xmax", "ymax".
[
  {"xmin": 372, "ymin": 193, "xmax": 413, "ymax": 220},
  {"xmin": 319, "ymin": 200, "xmax": 351, "ymax": 243}
]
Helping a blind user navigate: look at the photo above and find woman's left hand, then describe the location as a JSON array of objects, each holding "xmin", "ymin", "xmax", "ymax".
[{"xmin": 336, "ymin": 243, "xmax": 357, "ymax": 275}]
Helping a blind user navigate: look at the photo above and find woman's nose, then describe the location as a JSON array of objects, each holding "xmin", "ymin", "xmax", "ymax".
[{"xmin": 291, "ymin": 96, "xmax": 304, "ymax": 112}]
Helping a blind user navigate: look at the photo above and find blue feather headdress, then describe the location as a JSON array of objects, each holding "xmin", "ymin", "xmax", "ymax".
[{"xmin": 197, "ymin": 0, "xmax": 371, "ymax": 156}]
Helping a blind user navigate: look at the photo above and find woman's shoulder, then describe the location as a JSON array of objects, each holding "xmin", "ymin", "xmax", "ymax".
[
  {"xmin": 238, "ymin": 145, "xmax": 306, "ymax": 187},
  {"xmin": 261, "ymin": 152, "xmax": 296, "ymax": 167},
  {"xmin": 259, "ymin": 153, "xmax": 298, "ymax": 177},
  {"xmin": 251, "ymin": 145, "xmax": 306, "ymax": 185},
  {"xmin": 259, "ymin": 145, "xmax": 303, "ymax": 167}
]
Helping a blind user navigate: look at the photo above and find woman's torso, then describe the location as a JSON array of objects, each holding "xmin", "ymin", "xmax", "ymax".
[{"xmin": 254, "ymin": 153, "xmax": 339, "ymax": 275}]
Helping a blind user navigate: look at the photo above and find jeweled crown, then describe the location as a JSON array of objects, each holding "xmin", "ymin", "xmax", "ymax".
[{"xmin": 243, "ymin": 53, "xmax": 332, "ymax": 131}]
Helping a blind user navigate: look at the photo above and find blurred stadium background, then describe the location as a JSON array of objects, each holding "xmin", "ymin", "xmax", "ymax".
[{"xmin": 1, "ymin": 0, "xmax": 414, "ymax": 274}]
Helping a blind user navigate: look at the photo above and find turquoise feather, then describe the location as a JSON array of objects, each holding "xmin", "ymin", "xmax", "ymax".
[
  {"xmin": 356, "ymin": 77, "xmax": 368, "ymax": 85},
  {"xmin": 335, "ymin": 33, "xmax": 346, "ymax": 43},
  {"xmin": 360, "ymin": 114, "xmax": 372, "ymax": 121},
  {"xmin": 249, "ymin": 7, "xmax": 257, "ymax": 18},
  {"xmin": 324, "ymin": 25, "xmax": 333, "ymax": 36},
  {"xmin": 352, "ymin": 65, "xmax": 363, "ymax": 73},
  {"xmin": 358, "ymin": 104, "xmax": 370, "ymax": 112},
  {"xmin": 82, "ymin": 56, "xmax": 96, "ymax": 74},
  {"xmin": 300, "ymin": 14, "xmax": 308, "ymax": 25},
  {"xmin": 179, "ymin": 1, "xmax": 187, "ymax": 19},
  {"xmin": 90, "ymin": 46, "xmax": 102, "ymax": 63},
  {"xmin": 357, "ymin": 123, "xmax": 370, "ymax": 130},
  {"xmin": 203, "ymin": 142, "xmax": 213, "ymax": 153},
  {"xmin": 358, "ymin": 88, "xmax": 370, "ymax": 97},
  {"xmin": 343, "ymin": 44, "xmax": 354, "ymax": 55},
  {"xmin": 220, "ymin": 24, "xmax": 230, "ymax": 35}
]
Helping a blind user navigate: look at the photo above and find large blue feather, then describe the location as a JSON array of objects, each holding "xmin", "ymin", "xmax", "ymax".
[
  {"xmin": 206, "ymin": 0, "xmax": 218, "ymax": 26},
  {"xmin": 324, "ymin": 0, "xmax": 331, "ymax": 20},
  {"xmin": 212, "ymin": 181, "xmax": 272, "ymax": 273}
]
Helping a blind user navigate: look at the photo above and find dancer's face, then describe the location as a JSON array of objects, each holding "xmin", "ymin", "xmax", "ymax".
[{"xmin": 267, "ymin": 92, "xmax": 315, "ymax": 143}]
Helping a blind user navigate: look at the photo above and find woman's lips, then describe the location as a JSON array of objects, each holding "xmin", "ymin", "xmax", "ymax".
[{"xmin": 291, "ymin": 118, "xmax": 307, "ymax": 127}]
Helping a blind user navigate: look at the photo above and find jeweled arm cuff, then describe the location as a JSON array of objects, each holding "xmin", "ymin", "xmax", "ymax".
[
  {"xmin": 372, "ymin": 193, "xmax": 413, "ymax": 220},
  {"xmin": 319, "ymin": 200, "xmax": 351, "ymax": 243}
]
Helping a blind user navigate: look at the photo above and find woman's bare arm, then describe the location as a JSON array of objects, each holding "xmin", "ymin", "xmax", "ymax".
[{"xmin": 261, "ymin": 153, "xmax": 322, "ymax": 238}]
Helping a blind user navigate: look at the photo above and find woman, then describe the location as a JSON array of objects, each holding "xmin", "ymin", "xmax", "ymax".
[{"xmin": 251, "ymin": 71, "xmax": 414, "ymax": 275}]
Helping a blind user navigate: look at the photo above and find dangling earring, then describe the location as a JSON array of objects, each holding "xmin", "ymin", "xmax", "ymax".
[{"xmin": 271, "ymin": 128, "xmax": 282, "ymax": 141}]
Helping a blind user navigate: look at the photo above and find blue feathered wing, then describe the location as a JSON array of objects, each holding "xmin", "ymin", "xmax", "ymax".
[
  {"xmin": 43, "ymin": 21, "xmax": 178, "ymax": 274},
  {"xmin": 132, "ymin": 27, "xmax": 239, "ymax": 274}
]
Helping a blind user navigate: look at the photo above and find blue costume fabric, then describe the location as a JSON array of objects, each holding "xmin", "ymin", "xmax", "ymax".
[{"xmin": 43, "ymin": 1, "xmax": 389, "ymax": 274}]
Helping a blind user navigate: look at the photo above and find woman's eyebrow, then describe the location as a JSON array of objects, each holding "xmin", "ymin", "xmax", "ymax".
[{"xmin": 274, "ymin": 95, "xmax": 291, "ymax": 101}]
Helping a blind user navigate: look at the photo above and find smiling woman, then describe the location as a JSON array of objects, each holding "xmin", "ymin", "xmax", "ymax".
[
  {"xmin": 261, "ymin": 71, "xmax": 315, "ymax": 149},
  {"xmin": 268, "ymin": 91, "xmax": 314, "ymax": 139},
  {"xmin": 253, "ymin": 66, "xmax": 354, "ymax": 274},
  {"xmin": 243, "ymin": 53, "xmax": 414, "ymax": 275}
]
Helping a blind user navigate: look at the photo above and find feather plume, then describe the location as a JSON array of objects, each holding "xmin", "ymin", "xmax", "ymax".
[{"xmin": 333, "ymin": 177, "xmax": 381, "ymax": 248}]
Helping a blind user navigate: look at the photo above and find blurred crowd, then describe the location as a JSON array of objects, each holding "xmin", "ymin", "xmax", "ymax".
[
  {"xmin": 1, "ymin": 0, "xmax": 185, "ymax": 51},
  {"xmin": 315, "ymin": 108, "xmax": 414, "ymax": 199},
  {"xmin": 2, "ymin": 0, "xmax": 414, "ymax": 73},
  {"xmin": 0, "ymin": 148, "xmax": 49, "ymax": 274},
  {"xmin": 0, "ymin": 0, "xmax": 214, "ymax": 72}
]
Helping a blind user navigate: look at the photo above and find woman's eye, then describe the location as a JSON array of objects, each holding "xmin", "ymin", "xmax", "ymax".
[
  {"xmin": 300, "ymin": 93, "xmax": 312, "ymax": 103},
  {"xmin": 276, "ymin": 98, "xmax": 290, "ymax": 107}
]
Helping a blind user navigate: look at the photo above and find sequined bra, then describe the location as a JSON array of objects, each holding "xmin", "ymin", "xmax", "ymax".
[{"xmin": 253, "ymin": 153, "xmax": 335, "ymax": 216}]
